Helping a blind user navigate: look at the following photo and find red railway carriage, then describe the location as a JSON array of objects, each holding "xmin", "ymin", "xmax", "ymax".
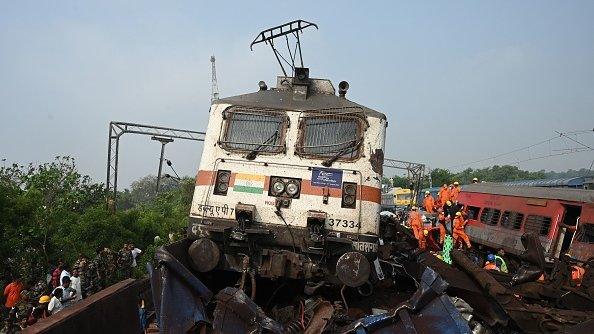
[{"xmin": 457, "ymin": 183, "xmax": 594, "ymax": 262}]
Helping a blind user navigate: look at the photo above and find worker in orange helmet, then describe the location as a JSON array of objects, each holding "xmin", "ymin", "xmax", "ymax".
[
  {"xmin": 438, "ymin": 184, "xmax": 449, "ymax": 207},
  {"xmin": 408, "ymin": 206, "xmax": 425, "ymax": 249},
  {"xmin": 450, "ymin": 181, "xmax": 461, "ymax": 202},
  {"xmin": 423, "ymin": 191, "xmax": 435, "ymax": 213},
  {"xmin": 437, "ymin": 209, "xmax": 447, "ymax": 245},
  {"xmin": 453, "ymin": 211, "xmax": 472, "ymax": 249}
]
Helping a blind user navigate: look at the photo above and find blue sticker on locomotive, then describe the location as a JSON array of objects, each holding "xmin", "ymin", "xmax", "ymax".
[{"xmin": 311, "ymin": 168, "xmax": 343, "ymax": 188}]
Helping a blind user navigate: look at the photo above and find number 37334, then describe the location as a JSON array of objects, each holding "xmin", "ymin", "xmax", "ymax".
[{"xmin": 327, "ymin": 218, "xmax": 361, "ymax": 229}]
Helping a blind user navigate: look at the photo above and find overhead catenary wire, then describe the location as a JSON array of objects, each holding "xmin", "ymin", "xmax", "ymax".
[{"xmin": 447, "ymin": 129, "xmax": 594, "ymax": 170}]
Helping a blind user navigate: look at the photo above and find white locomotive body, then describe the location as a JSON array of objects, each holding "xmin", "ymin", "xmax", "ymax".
[{"xmin": 187, "ymin": 74, "xmax": 387, "ymax": 286}]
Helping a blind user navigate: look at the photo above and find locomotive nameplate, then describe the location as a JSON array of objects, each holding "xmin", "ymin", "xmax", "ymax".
[{"xmin": 311, "ymin": 168, "xmax": 343, "ymax": 189}]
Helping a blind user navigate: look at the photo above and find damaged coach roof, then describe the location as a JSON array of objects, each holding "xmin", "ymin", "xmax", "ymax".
[
  {"xmin": 463, "ymin": 183, "xmax": 594, "ymax": 203},
  {"xmin": 216, "ymin": 75, "xmax": 387, "ymax": 120}
]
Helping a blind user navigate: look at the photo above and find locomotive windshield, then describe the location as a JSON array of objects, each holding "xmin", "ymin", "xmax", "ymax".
[
  {"xmin": 220, "ymin": 108, "xmax": 287, "ymax": 154},
  {"xmin": 296, "ymin": 113, "xmax": 363, "ymax": 161}
]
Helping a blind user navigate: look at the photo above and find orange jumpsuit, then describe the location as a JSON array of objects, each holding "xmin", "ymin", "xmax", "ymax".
[
  {"xmin": 437, "ymin": 212, "xmax": 447, "ymax": 244},
  {"xmin": 450, "ymin": 186, "xmax": 461, "ymax": 202},
  {"xmin": 423, "ymin": 195, "xmax": 435, "ymax": 213},
  {"xmin": 453, "ymin": 216, "xmax": 472, "ymax": 249},
  {"xmin": 408, "ymin": 211, "xmax": 425, "ymax": 249},
  {"xmin": 438, "ymin": 186, "xmax": 449, "ymax": 206},
  {"xmin": 484, "ymin": 262, "xmax": 499, "ymax": 271}
]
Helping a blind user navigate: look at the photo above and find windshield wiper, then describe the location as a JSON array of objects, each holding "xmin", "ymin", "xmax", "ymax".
[
  {"xmin": 245, "ymin": 130, "xmax": 279, "ymax": 160},
  {"xmin": 321, "ymin": 139, "xmax": 361, "ymax": 167}
]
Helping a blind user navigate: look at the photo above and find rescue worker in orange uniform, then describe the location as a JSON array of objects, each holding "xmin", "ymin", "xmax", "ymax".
[
  {"xmin": 423, "ymin": 191, "xmax": 435, "ymax": 213},
  {"xmin": 450, "ymin": 181, "xmax": 461, "ymax": 202},
  {"xmin": 571, "ymin": 265, "xmax": 585, "ymax": 286},
  {"xmin": 453, "ymin": 211, "xmax": 472, "ymax": 249},
  {"xmin": 484, "ymin": 254, "xmax": 499, "ymax": 271},
  {"xmin": 437, "ymin": 209, "xmax": 447, "ymax": 244},
  {"xmin": 420, "ymin": 229, "xmax": 429, "ymax": 250},
  {"xmin": 408, "ymin": 206, "xmax": 425, "ymax": 249},
  {"xmin": 438, "ymin": 184, "xmax": 449, "ymax": 207}
]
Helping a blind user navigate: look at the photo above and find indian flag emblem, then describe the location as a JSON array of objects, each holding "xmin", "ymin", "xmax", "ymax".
[{"xmin": 233, "ymin": 173, "xmax": 265, "ymax": 194}]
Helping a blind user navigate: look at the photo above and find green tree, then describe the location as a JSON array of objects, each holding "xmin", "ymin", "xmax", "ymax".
[{"xmin": 430, "ymin": 168, "xmax": 454, "ymax": 187}]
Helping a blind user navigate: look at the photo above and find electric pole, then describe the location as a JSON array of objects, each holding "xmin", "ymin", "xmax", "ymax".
[
  {"xmin": 211, "ymin": 55, "xmax": 219, "ymax": 102},
  {"xmin": 151, "ymin": 136, "xmax": 174, "ymax": 194}
]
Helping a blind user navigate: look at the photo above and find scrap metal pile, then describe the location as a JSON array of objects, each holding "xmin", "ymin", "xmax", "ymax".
[{"xmin": 148, "ymin": 216, "xmax": 594, "ymax": 333}]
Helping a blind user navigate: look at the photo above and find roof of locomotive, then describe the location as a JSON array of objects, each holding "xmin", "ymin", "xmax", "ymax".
[
  {"xmin": 462, "ymin": 183, "xmax": 594, "ymax": 204},
  {"xmin": 215, "ymin": 76, "xmax": 386, "ymax": 120}
]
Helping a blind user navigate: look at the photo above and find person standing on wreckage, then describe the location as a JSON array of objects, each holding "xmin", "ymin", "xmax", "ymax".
[
  {"xmin": 453, "ymin": 212, "xmax": 472, "ymax": 249},
  {"xmin": 408, "ymin": 206, "xmax": 426, "ymax": 250}
]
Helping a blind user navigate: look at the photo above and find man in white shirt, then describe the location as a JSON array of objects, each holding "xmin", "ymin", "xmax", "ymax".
[
  {"xmin": 70, "ymin": 269, "xmax": 82, "ymax": 301},
  {"xmin": 52, "ymin": 276, "xmax": 77, "ymax": 307},
  {"xmin": 48, "ymin": 288, "xmax": 64, "ymax": 314},
  {"xmin": 59, "ymin": 265, "xmax": 71, "ymax": 284},
  {"xmin": 130, "ymin": 243, "xmax": 142, "ymax": 268}
]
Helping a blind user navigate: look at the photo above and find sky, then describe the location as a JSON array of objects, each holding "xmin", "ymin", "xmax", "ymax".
[{"xmin": 1, "ymin": 1, "xmax": 593, "ymax": 186}]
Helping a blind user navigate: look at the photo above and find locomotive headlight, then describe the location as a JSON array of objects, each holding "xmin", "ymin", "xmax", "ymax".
[
  {"xmin": 272, "ymin": 180, "xmax": 285, "ymax": 194},
  {"xmin": 341, "ymin": 182, "xmax": 357, "ymax": 208},
  {"xmin": 213, "ymin": 170, "xmax": 231, "ymax": 195},
  {"xmin": 217, "ymin": 182, "xmax": 229, "ymax": 193},
  {"xmin": 343, "ymin": 195, "xmax": 355, "ymax": 206},
  {"xmin": 286, "ymin": 181, "xmax": 300, "ymax": 196},
  {"xmin": 343, "ymin": 183, "xmax": 356, "ymax": 196},
  {"xmin": 269, "ymin": 176, "xmax": 301, "ymax": 198}
]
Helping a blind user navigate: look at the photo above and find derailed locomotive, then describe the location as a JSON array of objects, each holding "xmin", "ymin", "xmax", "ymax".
[{"xmin": 185, "ymin": 22, "xmax": 386, "ymax": 289}]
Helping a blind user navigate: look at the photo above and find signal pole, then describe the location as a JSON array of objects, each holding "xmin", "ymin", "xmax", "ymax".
[
  {"xmin": 151, "ymin": 136, "xmax": 174, "ymax": 194},
  {"xmin": 211, "ymin": 55, "xmax": 219, "ymax": 102}
]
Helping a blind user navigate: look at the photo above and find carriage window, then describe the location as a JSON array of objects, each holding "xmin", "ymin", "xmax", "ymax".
[
  {"xmin": 524, "ymin": 215, "xmax": 552, "ymax": 236},
  {"xmin": 501, "ymin": 211, "xmax": 524, "ymax": 230},
  {"xmin": 577, "ymin": 223, "xmax": 594, "ymax": 243},
  {"xmin": 396, "ymin": 193, "xmax": 412, "ymax": 201},
  {"xmin": 220, "ymin": 109, "xmax": 287, "ymax": 153},
  {"xmin": 466, "ymin": 206, "xmax": 481, "ymax": 220},
  {"xmin": 296, "ymin": 114, "xmax": 363, "ymax": 159},
  {"xmin": 480, "ymin": 208, "xmax": 501, "ymax": 225}
]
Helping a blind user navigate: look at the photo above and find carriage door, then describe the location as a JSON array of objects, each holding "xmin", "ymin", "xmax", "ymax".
[{"xmin": 554, "ymin": 205, "xmax": 582, "ymax": 257}]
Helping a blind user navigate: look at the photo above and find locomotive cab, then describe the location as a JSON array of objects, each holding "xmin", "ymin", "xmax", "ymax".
[{"xmin": 187, "ymin": 69, "xmax": 387, "ymax": 287}]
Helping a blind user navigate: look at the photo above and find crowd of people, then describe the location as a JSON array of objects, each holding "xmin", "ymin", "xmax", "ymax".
[
  {"xmin": 1, "ymin": 242, "xmax": 141, "ymax": 333},
  {"xmin": 405, "ymin": 178, "xmax": 509, "ymax": 272},
  {"xmin": 408, "ymin": 179, "xmax": 475, "ymax": 250},
  {"xmin": 404, "ymin": 178, "xmax": 588, "ymax": 281}
]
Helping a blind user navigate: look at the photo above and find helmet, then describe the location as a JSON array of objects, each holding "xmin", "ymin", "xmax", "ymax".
[
  {"xmin": 454, "ymin": 181, "xmax": 459, "ymax": 185},
  {"xmin": 423, "ymin": 229, "xmax": 429, "ymax": 236},
  {"xmin": 455, "ymin": 212, "xmax": 462, "ymax": 216},
  {"xmin": 425, "ymin": 191, "xmax": 430, "ymax": 194},
  {"xmin": 446, "ymin": 201, "xmax": 452, "ymax": 206},
  {"xmin": 411, "ymin": 206, "xmax": 417, "ymax": 210},
  {"xmin": 472, "ymin": 177, "xmax": 478, "ymax": 182},
  {"xmin": 487, "ymin": 254, "xmax": 495, "ymax": 262},
  {"xmin": 39, "ymin": 295, "xmax": 51, "ymax": 304}
]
